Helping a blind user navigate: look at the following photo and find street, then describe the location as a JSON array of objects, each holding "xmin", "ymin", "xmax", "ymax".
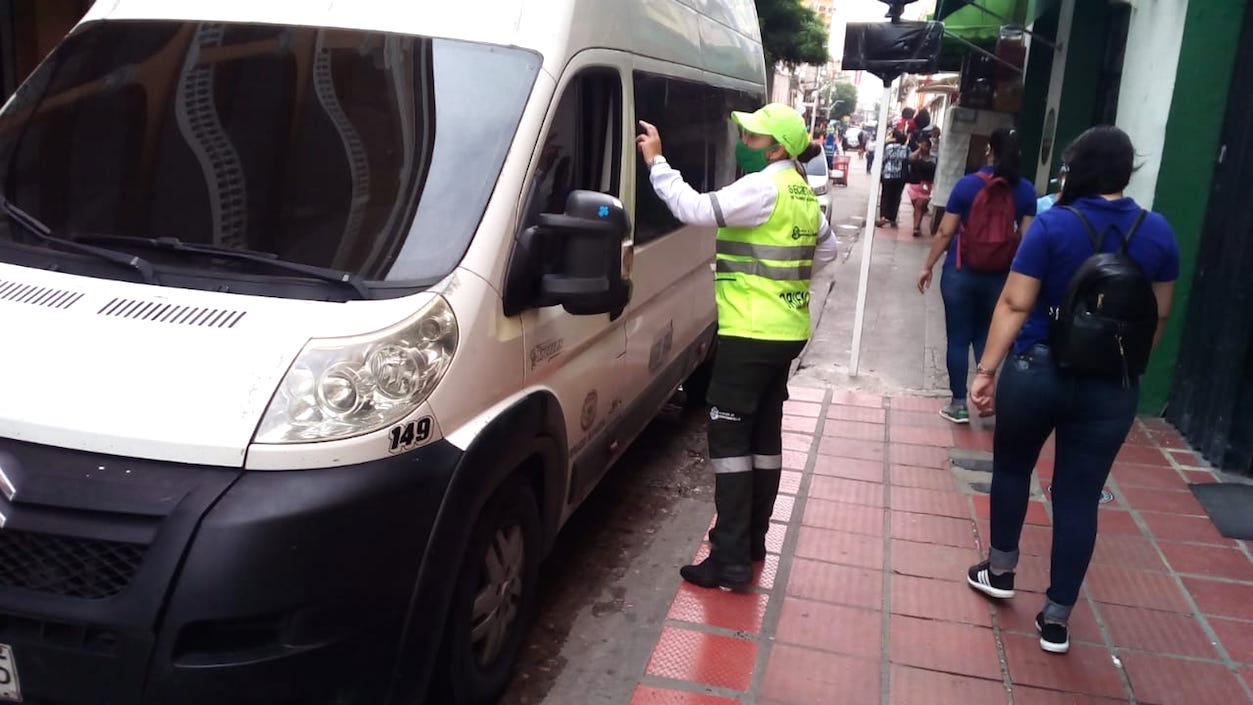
[
  {"xmin": 496, "ymin": 162, "xmax": 1253, "ymax": 704},
  {"xmin": 498, "ymin": 397, "xmax": 712, "ymax": 705}
]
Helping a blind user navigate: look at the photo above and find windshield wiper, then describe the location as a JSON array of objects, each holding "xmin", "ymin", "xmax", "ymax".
[
  {"xmin": 72, "ymin": 234, "xmax": 373, "ymax": 300},
  {"xmin": 0, "ymin": 196, "xmax": 159, "ymax": 285}
]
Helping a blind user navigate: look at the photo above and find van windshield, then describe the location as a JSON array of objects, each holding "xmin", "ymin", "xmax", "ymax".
[{"xmin": 0, "ymin": 21, "xmax": 539, "ymax": 299}]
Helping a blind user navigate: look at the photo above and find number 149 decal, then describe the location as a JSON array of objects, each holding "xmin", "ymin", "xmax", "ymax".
[{"xmin": 388, "ymin": 417, "xmax": 433, "ymax": 453}]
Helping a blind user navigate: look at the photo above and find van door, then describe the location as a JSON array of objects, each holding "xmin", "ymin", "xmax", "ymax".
[
  {"xmin": 520, "ymin": 60, "xmax": 628, "ymax": 508},
  {"xmin": 620, "ymin": 63, "xmax": 762, "ymax": 410}
]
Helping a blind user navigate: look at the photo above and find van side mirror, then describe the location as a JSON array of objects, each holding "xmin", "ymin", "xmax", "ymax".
[{"xmin": 503, "ymin": 190, "xmax": 631, "ymax": 318}]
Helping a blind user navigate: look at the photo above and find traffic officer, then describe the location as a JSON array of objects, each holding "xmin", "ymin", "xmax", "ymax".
[{"xmin": 636, "ymin": 104, "xmax": 838, "ymax": 589}]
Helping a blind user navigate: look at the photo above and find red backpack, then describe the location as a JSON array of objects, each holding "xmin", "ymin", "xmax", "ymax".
[{"xmin": 958, "ymin": 172, "xmax": 1020, "ymax": 272}]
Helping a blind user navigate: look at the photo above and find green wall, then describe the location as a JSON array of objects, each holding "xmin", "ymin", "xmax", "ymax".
[
  {"xmin": 1144, "ymin": 1, "xmax": 1246, "ymax": 414},
  {"xmin": 1049, "ymin": 1, "xmax": 1110, "ymax": 177},
  {"xmin": 1016, "ymin": 6, "xmax": 1060, "ymax": 174}
]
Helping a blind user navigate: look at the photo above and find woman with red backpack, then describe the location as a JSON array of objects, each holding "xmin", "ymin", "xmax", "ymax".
[{"xmin": 917, "ymin": 128, "xmax": 1037, "ymax": 423}]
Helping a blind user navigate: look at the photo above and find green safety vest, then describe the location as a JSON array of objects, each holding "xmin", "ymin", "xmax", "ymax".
[{"xmin": 715, "ymin": 166, "xmax": 820, "ymax": 341}]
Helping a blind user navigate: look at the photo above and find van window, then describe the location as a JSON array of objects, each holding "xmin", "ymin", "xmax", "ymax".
[
  {"xmin": 0, "ymin": 21, "xmax": 540, "ymax": 299},
  {"xmin": 632, "ymin": 73, "xmax": 760, "ymax": 244},
  {"xmin": 527, "ymin": 70, "xmax": 622, "ymax": 221}
]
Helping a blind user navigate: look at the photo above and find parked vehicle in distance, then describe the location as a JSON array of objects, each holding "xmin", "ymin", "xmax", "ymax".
[{"xmin": 805, "ymin": 153, "xmax": 832, "ymax": 218}]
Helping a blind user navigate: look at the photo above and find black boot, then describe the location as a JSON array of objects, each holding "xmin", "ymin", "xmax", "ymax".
[
  {"xmin": 680, "ymin": 556, "xmax": 752, "ymax": 590},
  {"xmin": 750, "ymin": 468, "xmax": 782, "ymax": 561},
  {"xmin": 685, "ymin": 471, "xmax": 753, "ymax": 588}
]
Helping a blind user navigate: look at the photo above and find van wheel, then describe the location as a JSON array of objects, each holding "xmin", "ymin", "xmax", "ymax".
[
  {"xmin": 435, "ymin": 476, "xmax": 540, "ymax": 705},
  {"xmin": 681, "ymin": 357, "xmax": 714, "ymax": 409}
]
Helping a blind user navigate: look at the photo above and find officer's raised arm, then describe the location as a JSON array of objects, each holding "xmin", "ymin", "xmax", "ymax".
[{"xmin": 635, "ymin": 120, "xmax": 774, "ymax": 229}]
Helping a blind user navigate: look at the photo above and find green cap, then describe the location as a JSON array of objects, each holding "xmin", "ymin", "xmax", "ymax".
[{"xmin": 731, "ymin": 103, "xmax": 810, "ymax": 158}]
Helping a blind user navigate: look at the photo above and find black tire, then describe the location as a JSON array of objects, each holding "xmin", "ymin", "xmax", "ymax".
[{"xmin": 434, "ymin": 476, "xmax": 541, "ymax": 705}]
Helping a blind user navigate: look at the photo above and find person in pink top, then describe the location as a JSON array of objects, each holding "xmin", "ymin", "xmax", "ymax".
[{"xmin": 906, "ymin": 135, "xmax": 937, "ymax": 237}]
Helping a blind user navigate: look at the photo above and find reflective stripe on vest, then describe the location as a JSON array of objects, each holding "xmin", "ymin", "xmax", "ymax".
[
  {"xmin": 715, "ymin": 259, "xmax": 813, "ymax": 281},
  {"xmin": 715, "ymin": 240, "xmax": 817, "ymax": 262},
  {"xmin": 714, "ymin": 166, "xmax": 820, "ymax": 341}
]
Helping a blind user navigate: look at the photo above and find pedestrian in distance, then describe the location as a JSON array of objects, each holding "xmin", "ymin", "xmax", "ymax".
[
  {"xmin": 635, "ymin": 104, "xmax": 839, "ymax": 590},
  {"xmin": 917, "ymin": 127, "xmax": 1037, "ymax": 424},
  {"xmin": 964, "ymin": 125, "xmax": 1180, "ymax": 654},
  {"xmin": 895, "ymin": 106, "xmax": 916, "ymax": 135},
  {"xmin": 1036, "ymin": 164, "xmax": 1068, "ymax": 215},
  {"xmin": 907, "ymin": 107, "xmax": 931, "ymax": 151},
  {"xmin": 906, "ymin": 135, "xmax": 937, "ymax": 237},
  {"xmin": 875, "ymin": 129, "xmax": 910, "ymax": 228}
]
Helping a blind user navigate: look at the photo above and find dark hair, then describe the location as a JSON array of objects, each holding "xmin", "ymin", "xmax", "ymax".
[
  {"xmin": 891, "ymin": 129, "xmax": 907, "ymax": 144},
  {"xmin": 901, "ymin": 107, "xmax": 916, "ymax": 120},
  {"xmin": 1056, "ymin": 126, "xmax": 1136, "ymax": 206},
  {"xmin": 797, "ymin": 140, "xmax": 823, "ymax": 162},
  {"xmin": 988, "ymin": 127, "xmax": 1021, "ymax": 184},
  {"xmin": 917, "ymin": 135, "xmax": 931, "ymax": 149},
  {"xmin": 914, "ymin": 108, "xmax": 931, "ymax": 131}
]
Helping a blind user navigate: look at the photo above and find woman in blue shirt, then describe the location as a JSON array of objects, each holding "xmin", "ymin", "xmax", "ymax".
[
  {"xmin": 963, "ymin": 126, "xmax": 1180, "ymax": 654},
  {"xmin": 918, "ymin": 128, "xmax": 1038, "ymax": 423}
]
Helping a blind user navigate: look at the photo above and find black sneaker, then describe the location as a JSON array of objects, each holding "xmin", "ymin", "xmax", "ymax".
[
  {"xmin": 966, "ymin": 560, "xmax": 1015, "ymax": 599},
  {"xmin": 680, "ymin": 557, "xmax": 752, "ymax": 590},
  {"xmin": 1036, "ymin": 613, "xmax": 1070, "ymax": 654}
]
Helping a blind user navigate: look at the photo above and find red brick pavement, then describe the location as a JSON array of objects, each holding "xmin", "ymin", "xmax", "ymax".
[{"xmin": 629, "ymin": 387, "xmax": 1253, "ymax": 705}]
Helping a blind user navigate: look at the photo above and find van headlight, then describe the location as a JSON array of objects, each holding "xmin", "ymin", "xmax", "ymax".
[{"xmin": 255, "ymin": 297, "xmax": 457, "ymax": 443}]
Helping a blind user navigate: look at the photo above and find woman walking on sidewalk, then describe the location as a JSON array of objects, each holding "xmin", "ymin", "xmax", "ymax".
[
  {"xmin": 906, "ymin": 135, "xmax": 937, "ymax": 237},
  {"xmin": 917, "ymin": 128, "xmax": 1037, "ymax": 423},
  {"xmin": 963, "ymin": 126, "xmax": 1180, "ymax": 654},
  {"xmin": 876, "ymin": 129, "xmax": 910, "ymax": 228},
  {"xmin": 636, "ymin": 104, "xmax": 838, "ymax": 590}
]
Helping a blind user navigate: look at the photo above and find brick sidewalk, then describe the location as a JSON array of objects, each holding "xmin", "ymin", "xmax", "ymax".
[{"xmin": 627, "ymin": 386, "xmax": 1253, "ymax": 705}]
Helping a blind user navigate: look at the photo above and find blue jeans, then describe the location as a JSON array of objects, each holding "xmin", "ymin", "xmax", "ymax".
[
  {"xmin": 989, "ymin": 344, "xmax": 1138, "ymax": 612},
  {"xmin": 940, "ymin": 261, "xmax": 1005, "ymax": 403}
]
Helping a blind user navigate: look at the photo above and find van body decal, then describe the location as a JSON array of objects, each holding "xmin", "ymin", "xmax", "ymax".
[{"xmin": 529, "ymin": 338, "xmax": 564, "ymax": 369}]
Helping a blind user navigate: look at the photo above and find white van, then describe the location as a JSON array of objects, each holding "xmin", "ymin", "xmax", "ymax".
[{"xmin": 0, "ymin": 1, "xmax": 766, "ymax": 703}]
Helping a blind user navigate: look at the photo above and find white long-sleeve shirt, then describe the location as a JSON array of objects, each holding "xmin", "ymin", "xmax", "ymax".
[{"xmin": 648, "ymin": 159, "xmax": 839, "ymax": 271}]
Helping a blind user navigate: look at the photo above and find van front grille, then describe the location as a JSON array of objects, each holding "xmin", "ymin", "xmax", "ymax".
[{"xmin": 0, "ymin": 528, "xmax": 146, "ymax": 599}]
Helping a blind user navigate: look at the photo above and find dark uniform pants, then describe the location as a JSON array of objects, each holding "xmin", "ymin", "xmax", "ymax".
[{"xmin": 706, "ymin": 335, "xmax": 807, "ymax": 565}]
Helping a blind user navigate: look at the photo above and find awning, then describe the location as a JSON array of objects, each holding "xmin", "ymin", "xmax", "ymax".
[
  {"xmin": 933, "ymin": 0, "xmax": 1058, "ymax": 72},
  {"xmin": 937, "ymin": 0, "xmax": 1057, "ymax": 43}
]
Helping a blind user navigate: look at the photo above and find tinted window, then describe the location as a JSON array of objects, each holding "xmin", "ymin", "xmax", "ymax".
[
  {"xmin": 632, "ymin": 72, "xmax": 759, "ymax": 243},
  {"xmin": 525, "ymin": 70, "xmax": 621, "ymax": 223},
  {"xmin": 805, "ymin": 155, "xmax": 828, "ymax": 176},
  {"xmin": 0, "ymin": 21, "xmax": 539, "ymax": 296}
]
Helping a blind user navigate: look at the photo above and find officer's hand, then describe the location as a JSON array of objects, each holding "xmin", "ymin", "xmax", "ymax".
[
  {"xmin": 917, "ymin": 267, "xmax": 933, "ymax": 294},
  {"xmin": 636, "ymin": 120, "xmax": 663, "ymax": 164}
]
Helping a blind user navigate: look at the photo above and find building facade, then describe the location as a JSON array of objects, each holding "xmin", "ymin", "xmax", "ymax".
[{"xmin": 1007, "ymin": 0, "xmax": 1250, "ymax": 472}]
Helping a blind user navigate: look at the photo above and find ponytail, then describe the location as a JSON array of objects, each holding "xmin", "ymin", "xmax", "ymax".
[
  {"xmin": 797, "ymin": 140, "xmax": 823, "ymax": 163},
  {"xmin": 989, "ymin": 127, "xmax": 1021, "ymax": 184}
]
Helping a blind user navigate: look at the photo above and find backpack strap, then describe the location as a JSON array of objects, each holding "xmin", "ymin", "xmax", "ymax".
[
  {"xmin": 1062, "ymin": 205, "xmax": 1148, "ymax": 254},
  {"xmin": 1119, "ymin": 209, "xmax": 1148, "ymax": 254},
  {"xmin": 1061, "ymin": 206, "xmax": 1101, "ymax": 251}
]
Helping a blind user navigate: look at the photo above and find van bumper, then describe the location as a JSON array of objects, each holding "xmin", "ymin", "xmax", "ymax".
[{"xmin": 0, "ymin": 437, "xmax": 462, "ymax": 705}]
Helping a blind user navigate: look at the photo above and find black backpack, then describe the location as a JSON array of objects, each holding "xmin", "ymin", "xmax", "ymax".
[{"xmin": 1048, "ymin": 207, "xmax": 1159, "ymax": 386}]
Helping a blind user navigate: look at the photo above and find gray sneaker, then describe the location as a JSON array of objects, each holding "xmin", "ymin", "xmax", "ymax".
[{"xmin": 939, "ymin": 403, "xmax": 970, "ymax": 424}]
